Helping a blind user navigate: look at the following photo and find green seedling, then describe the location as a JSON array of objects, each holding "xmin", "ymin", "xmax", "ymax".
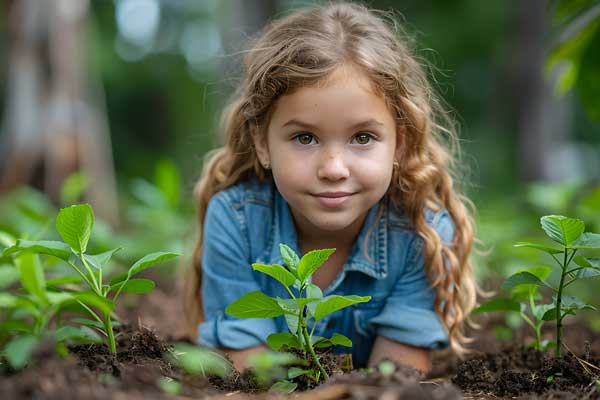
[
  {"xmin": 226, "ymin": 243, "xmax": 370, "ymax": 384},
  {"xmin": 474, "ymin": 265, "xmax": 556, "ymax": 352},
  {"xmin": 2, "ymin": 204, "xmax": 179, "ymax": 355},
  {"xmin": 166, "ymin": 343, "xmax": 233, "ymax": 379},
  {"xmin": 0, "ymin": 250, "xmax": 105, "ymax": 369},
  {"xmin": 477, "ymin": 215, "xmax": 600, "ymax": 357}
]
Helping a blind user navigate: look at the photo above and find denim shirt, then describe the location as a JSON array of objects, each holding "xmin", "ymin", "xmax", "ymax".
[{"xmin": 198, "ymin": 175, "xmax": 455, "ymax": 367}]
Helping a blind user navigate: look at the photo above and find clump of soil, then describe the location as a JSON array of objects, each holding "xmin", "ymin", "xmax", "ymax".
[
  {"xmin": 452, "ymin": 345, "xmax": 600, "ymax": 399},
  {"xmin": 320, "ymin": 360, "xmax": 463, "ymax": 400},
  {"xmin": 0, "ymin": 323, "xmax": 224, "ymax": 399}
]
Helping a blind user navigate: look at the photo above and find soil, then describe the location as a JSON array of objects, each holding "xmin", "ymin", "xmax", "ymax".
[{"xmin": 2, "ymin": 271, "xmax": 600, "ymax": 399}]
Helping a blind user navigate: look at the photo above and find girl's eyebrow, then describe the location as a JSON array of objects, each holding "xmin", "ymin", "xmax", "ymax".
[{"xmin": 281, "ymin": 118, "xmax": 385, "ymax": 131}]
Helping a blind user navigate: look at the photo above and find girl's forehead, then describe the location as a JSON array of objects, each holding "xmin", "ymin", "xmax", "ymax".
[{"xmin": 268, "ymin": 66, "xmax": 393, "ymax": 129}]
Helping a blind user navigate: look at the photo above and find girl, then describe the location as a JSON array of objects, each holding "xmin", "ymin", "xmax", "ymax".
[{"xmin": 183, "ymin": 1, "xmax": 477, "ymax": 374}]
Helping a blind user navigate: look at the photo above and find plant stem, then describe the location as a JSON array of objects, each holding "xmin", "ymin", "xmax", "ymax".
[
  {"xmin": 555, "ymin": 249, "xmax": 569, "ymax": 358},
  {"xmin": 302, "ymin": 325, "xmax": 329, "ymax": 381},
  {"xmin": 104, "ymin": 312, "xmax": 117, "ymax": 354}
]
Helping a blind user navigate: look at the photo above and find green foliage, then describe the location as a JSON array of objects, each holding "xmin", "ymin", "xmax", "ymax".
[
  {"xmin": 475, "ymin": 214, "xmax": 600, "ymax": 357},
  {"xmin": 226, "ymin": 243, "xmax": 371, "ymax": 387},
  {"xmin": 166, "ymin": 343, "xmax": 233, "ymax": 379},
  {"xmin": 546, "ymin": 0, "xmax": 600, "ymax": 120},
  {"xmin": 1, "ymin": 203, "xmax": 179, "ymax": 369}
]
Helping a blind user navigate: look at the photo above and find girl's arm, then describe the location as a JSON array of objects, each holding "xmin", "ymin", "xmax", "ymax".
[
  {"xmin": 221, "ymin": 345, "xmax": 268, "ymax": 371},
  {"xmin": 367, "ymin": 335, "xmax": 431, "ymax": 374}
]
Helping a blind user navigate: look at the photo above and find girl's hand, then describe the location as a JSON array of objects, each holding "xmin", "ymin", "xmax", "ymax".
[{"xmin": 367, "ymin": 335, "xmax": 431, "ymax": 374}]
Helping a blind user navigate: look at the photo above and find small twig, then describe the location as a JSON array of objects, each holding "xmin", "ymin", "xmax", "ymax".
[{"xmin": 563, "ymin": 342, "xmax": 600, "ymax": 375}]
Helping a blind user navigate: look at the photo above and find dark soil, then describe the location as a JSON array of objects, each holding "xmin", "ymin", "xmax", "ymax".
[
  {"xmin": 452, "ymin": 345, "xmax": 600, "ymax": 399},
  {"xmin": 3, "ymin": 277, "xmax": 600, "ymax": 399}
]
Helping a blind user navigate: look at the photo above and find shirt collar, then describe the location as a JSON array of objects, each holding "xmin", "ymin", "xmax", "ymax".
[{"xmin": 262, "ymin": 188, "xmax": 388, "ymax": 280}]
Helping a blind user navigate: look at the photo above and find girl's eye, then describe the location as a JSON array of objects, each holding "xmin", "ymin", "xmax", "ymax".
[
  {"xmin": 295, "ymin": 133, "xmax": 315, "ymax": 145},
  {"xmin": 293, "ymin": 132, "xmax": 376, "ymax": 146},
  {"xmin": 354, "ymin": 133, "xmax": 374, "ymax": 145}
]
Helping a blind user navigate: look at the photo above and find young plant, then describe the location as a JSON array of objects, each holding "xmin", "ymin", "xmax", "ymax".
[
  {"xmin": 474, "ymin": 265, "xmax": 555, "ymax": 352},
  {"xmin": 0, "ymin": 251, "xmax": 103, "ymax": 370},
  {"xmin": 478, "ymin": 215, "xmax": 600, "ymax": 357},
  {"xmin": 3, "ymin": 203, "xmax": 179, "ymax": 355},
  {"xmin": 226, "ymin": 243, "xmax": 370, "ymax": 383}
]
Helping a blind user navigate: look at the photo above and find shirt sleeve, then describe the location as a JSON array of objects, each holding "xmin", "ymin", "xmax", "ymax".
[
  {"xmin": 197, "ymin": 192, "xmax": 277, "ymax": 349},
  {"xmin": 369, "ymin": 210, "xmax": 455, "ymax": 349}
]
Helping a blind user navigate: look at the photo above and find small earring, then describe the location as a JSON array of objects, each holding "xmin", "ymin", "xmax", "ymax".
[
  {"xmin": 393, "ymin": 160, "xmax": 400, "ymax": 170},
  {"xmin": 263, "ymin": 161, "xmax": 271, "ymax": 170}
]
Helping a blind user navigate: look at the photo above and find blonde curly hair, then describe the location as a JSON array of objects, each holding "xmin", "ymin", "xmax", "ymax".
[{"xmin": 181, "ymin": 1, "xmax": 479, "ymax": 355}]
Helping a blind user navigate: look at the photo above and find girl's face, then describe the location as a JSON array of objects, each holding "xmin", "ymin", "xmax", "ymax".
[{"xmin": 253, "ymin": 65, "xmax": 400, "ymax": 243}]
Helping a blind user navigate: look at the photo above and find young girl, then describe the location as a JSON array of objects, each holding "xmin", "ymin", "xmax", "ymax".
[{"xmin": 183, "ymin": 1, "xmax": 477, "ymax": 374}]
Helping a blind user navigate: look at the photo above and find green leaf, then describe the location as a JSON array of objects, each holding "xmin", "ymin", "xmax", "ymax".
[
  {"xmin": 4, "ymin": 335, "xmax": 38, "ymax": 369},
  {"xmin": 72, "ymin": 317, "xmax": 105, "ymax": 330},
  {"xmin": 571, "ymin": 233, "xmax": 600, "ymax": 249},
  {"xmin": 252, "ymin": 263, "xmax": 296, "ymax": 287},
  {"xmin": 74, "ymin": 291, "xmax": 115, "ymax": 315},
  {"xmin": 56, "ymin": 204, "xmax": 95, "ymax": 253},
  {"xmin": 287, "ymin": 367, "xmax": 312, "ymax": 379},
  {"xmin": 4, "ymin": 240, "xmax": 72, "ymax": 261},
  {"xmin": 155, "ymin": 158, "xmax": 181, "ymax": 207},
  {"xmin": 305, "ymin": 283, "xmax": 323, "ymax": 299},
  {"xmin": 540, "ymin": 215, "xmax": 585, "ymax": 247},
  {"xmin": 284, "ymin": 314, "xmax": 299, "ymax": 333},
  {"xmin": 111, "ymin": 278, "xmax": 155, "ymax": 294},
  {"xmin": 45, "ymin": 292, "xmax": 74, "ymax": 306},
  {"xmin": 0, "ymin": 293, "xmax": 18, "ymax": 308},
  {"xmin": 297, "ymin": 248, "xmax": 336, "ymax": 282},
  {"xmin": 15, "ymin": 252, "xmax": 47, "ymax": 303},
  {"xmin": 60, "ymin": 171, "xmax": 90, "ymax": 206},
  {"xmin": 84, "ymin": 248, "xmax": 122, "ymax": 270},
  {"xmin": 0, "ymin": 265, "xmax": 20, "ymax": 289},
  {"xmin": 128, "ymin": 252, "xmax": 179, "ymax": 277},
  {"xmin": 279, "ymin": 243, "xmax": 300, "ymax": 274},
  {"xmin": 169, "ymin": 343, "xmax": 233, "ymax": 378},
  {"xmin": 226, "ymin": 291, "xmax": 287, "ymax": 318},
  {"xmin": 514, "ymin": 242, "xmax": 562, "ymax": 254},
  {"xmin": 269, "ymin": 380, "xmax": 297, "ymax": 394},
  {"xmin": 561, "ymin": 294, "xmax": 596, "ymax": 311},
  {"xmin": 329, "ymin": 333, "xmax": 352, "ymax": 347},
  {"xmin": 542, "ymin": 307, "xmax": 558, "ymax": 321},
  {"xmin": 249, "ymin": 350, "xmax": 301, "ymax": 368},
  {"xmin": 574, "ymin": 256, "xmax": 600, "ymax": 268},
  {"xmin": 314, "ymin": 295, "xmax": 371, "ymax": 320},
  {"xmin": 46, "ymin": 276, "xmax": 82, "ymax": 287},
  {"xmin": 53, "ymin": 325, "xmax": 102, "ymax": 343},
  {"xmin": 266, "ymin": 332, "xmax": 300, "ymax": 351},
  {"xmin": 533, "ymin": 303, "xmax": 555, "ymax": 321},
  {"xmin": 501, "ymin": 272, "xmax": 553, "ymax": 290},
  {"xmin": 472, "ymin": 298, "xmax": 521, "ymax": 313}
]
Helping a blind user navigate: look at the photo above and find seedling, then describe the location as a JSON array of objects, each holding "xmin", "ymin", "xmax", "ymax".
[
  {"xmin": 477, "ymin": 215, "xmax": 600, "ymax": 357},
  {"xmin": 226, "ymin": 244, "xmax": 370, "ymax": 384},
  {"xmin": 3, "ymin": 204, "xmax": 179, "ymax": 355},
  {"xmin": 474, "ymin": 265, "xmax": 556, "ymax": 352}
]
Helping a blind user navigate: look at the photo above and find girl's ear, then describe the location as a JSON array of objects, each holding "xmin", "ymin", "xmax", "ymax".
[{"xmin": 251, "ymin": 131, "xmax": 270, "ymax": 165}]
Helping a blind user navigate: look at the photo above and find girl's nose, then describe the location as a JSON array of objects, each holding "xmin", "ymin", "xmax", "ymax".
[{"xmin": 317, "ymin": 152, "xmax": 350, "ymax": 180}]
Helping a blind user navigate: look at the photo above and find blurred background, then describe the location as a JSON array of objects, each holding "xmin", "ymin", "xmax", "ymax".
[{"xmin": 0, "ymin": 0, "xmax": 599, "ymax": 341}]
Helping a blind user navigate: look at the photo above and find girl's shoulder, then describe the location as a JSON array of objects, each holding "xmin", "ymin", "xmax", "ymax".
[
  {"xmin": 213, "ymin": 175, "xmax": 275, "ymax": 208},
  {"xmin": 387, "ymin": 197, "xmax": 454, "ymax": 246}
]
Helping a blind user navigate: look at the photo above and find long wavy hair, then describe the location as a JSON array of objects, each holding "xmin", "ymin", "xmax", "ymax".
[{"xmin": 181, "ymin": 1, "xmax": 479, "ymax": 355}]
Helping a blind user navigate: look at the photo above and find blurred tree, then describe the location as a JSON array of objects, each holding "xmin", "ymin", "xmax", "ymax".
[{"xmin": 0, "ymin": 0, "xmax": 119, "ymax": 225}]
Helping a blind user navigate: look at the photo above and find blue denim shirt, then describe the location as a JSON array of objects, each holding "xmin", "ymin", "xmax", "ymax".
[{"xmin": 198, "ymin": 176, "xmax": 454, "ymax": 367}]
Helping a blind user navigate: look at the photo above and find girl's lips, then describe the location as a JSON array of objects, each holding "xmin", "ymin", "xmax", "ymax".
[{"xmin": 314, "ymin": 194, "xmax": 353, "ymax": 207}]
